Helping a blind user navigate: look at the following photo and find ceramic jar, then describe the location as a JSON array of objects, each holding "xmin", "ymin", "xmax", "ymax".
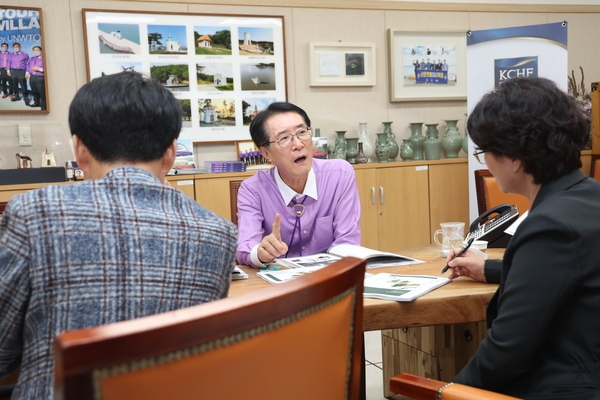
[
  {"xmin": 333, "ymin": 131, "xmax": 348, "ymax": 160},
  {"xmin": 355, "ymin": 142, "xmax": 369, "ymax": 164},
  {"xmin": 400, "ymin": 139, "xmax": 414, "ymax": 161},
  {"xmin": 375, "ymin": 133, "xmax": 390, "ymax": 163},
  {"xmin": 423, "ymin": 123, "xmax": 442, "ymax": 161},
  {"xmin": 357, "ymin": 122, "xmax": 375, "ymax": 162},
  {"xmin": 408, "ymin": 122, "xmax": 426, "ymax": 161},
  {"xmin": 441, "ymin": 120, "xmax": 463, "ymax": 158},
  {"xmin": 382, "ymin": 122, "xmax": 399, "ymax": 161},
  {"xmin": 345, "ymin": 138, "xmax": 359, "ymax": 164}
]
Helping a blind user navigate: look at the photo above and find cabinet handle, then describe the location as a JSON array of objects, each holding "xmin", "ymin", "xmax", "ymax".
[
  {"xmin": 380, "ymin": 186, "xmax": 384, "ymax": 204},
  {"xmin": 371, "ymin": 187, "xmax": 375, "ymax": 205}
]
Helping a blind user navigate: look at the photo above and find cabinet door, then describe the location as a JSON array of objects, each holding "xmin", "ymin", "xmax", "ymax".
[
  {"xmin": 377, "ymin": 166, "xmax": 430, "ymax": 251},
  {"xmin": 428, "ymin": 163, "xmax": 469, "ymax": 241},
  {"xmin": 354, "ymin": 168, "xmax": 379, "ymax": 249},
  {"xmin": 195, "ymin": 178, "xmax": 233, "ymax": 221}
]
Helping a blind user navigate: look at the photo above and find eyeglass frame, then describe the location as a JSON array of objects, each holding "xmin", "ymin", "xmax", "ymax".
[
  {"xmin": 473, "ymin": 148, "xmax": 486, "ymax": 164},
  {"xmin": 264, "ymin": 126, "xmax": 313, "ymax": 148}
]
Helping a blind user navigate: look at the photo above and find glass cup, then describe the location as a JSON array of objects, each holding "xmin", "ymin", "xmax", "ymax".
[{"xmin": 433, "ymin": 222, "xmax": 465, "ymax": 257}]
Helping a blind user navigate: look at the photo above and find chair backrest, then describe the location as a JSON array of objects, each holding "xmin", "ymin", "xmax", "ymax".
[
  {"xmin": 591, "ymin": 154, "xmax": 600, "ymax": 181},
  {"xmin": 0, "ymin": 202, "xmax": 7, "ymax": 218},
  {"xmin": 229, "ymin": 179, "xmax": 243, "ymax": 225},
  {"xmin": 474, "ymin": 169, "xmax": 530, "ymax": 216},
  {"xmin": 390, "ymin": 373, "xmax": 521, "ymax": 400},
  {"xmin": 54, "ymin": 257, "xmax": 366, "ymax": 400}
]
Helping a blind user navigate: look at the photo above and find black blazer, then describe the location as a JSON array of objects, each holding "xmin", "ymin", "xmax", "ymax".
[{"xmin": 454, "ymin": 170, "xmax": 600, "ymax": 399}]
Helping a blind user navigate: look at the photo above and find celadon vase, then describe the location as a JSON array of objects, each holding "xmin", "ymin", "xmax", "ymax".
[
  {"xmin": 334, "ymin": 131, "xmax": 348, "ymax": 160},
  {"xmin": 462, "ymin": 113, "xmax": 469, "ymax": 154},
  {"xmin": 400, "ymin": 139, "xmax": 414, "ymax": 161},
  {"xmin": 408, "ymin": 122, "xmax": 426, "ymax": 161},
  {"xmin": 357, "ymin": 122, "xmax": 375, "ymax": 162},
  {"xmin": 423, "ymin": 123, "xmax": 442, "ymax": 161},
  {"xmin": 375, "ymin": 133, "xmax": 390, "ymax": 163},
  {"xmin": 345, "ymin": 138, "xmax": 359, "ymax": 164},
  {"xmin": 382, "ymin": 122, "xmax": 399, "ymax": 161},
  {"xmin": 441, "ymin": 120, "xmax": 463, "ymax": 158}
]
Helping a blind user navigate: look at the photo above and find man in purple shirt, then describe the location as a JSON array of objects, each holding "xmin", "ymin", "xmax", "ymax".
[
  {"xmin": 26, "ymin": 46, "xmax": 46, "ymax": 110},
  {"xmin": 0, "ymin": 43, "xmax": 11, "ymax": 98},
  {"xmin": 8, "ymin": 42, "xmax": 29, "ymax": 104},
  {"xmin": 236, "ymin": 102, "xmax": 361, "ymax": 267}
]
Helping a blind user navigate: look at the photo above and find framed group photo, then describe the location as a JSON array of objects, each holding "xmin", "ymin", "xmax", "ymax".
[
  {"xmin": 387, "ymin": 29, "xmax": 466, "ymax": 102},
  {"xmin": 82, "ymin": 9, "xmax": 287, "ymax": 142},
  {"xmin": 0, "ymin": 6, "xmax": 49, "ymax": 113}
]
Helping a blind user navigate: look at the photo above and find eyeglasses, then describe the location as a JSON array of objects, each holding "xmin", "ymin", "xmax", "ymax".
[
  {"xmin": 473, "ymin": 149, "xmax": 486, "ymax": 164},
  {"xmin": 267, "ymin": 127, "xmax": 312, "ymax": 148}
]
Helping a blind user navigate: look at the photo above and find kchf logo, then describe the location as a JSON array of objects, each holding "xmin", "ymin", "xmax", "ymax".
[{"xmin": 494, "ymin": 56, "xmax": 538, "ymax": 88}]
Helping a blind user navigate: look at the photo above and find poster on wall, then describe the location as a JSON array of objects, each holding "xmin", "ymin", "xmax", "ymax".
[
  {"xmin": 0, "ymin": 6, "xmax": 49, "ymax": 113},
  {"xmin": 465, "ymin": 21, "xmax": 568, "ymax": 220},
  {"xmin": 82, "ymin": 9, "xmax": 287, "ymax": 143}
]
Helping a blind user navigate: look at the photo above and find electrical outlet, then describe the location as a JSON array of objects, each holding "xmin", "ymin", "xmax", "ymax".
[{"xmin": 18, "ymin": 124, "xmax": 32, "ymax": 146}]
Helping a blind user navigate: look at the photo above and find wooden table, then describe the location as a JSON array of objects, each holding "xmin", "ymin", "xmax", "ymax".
[{"xmin": 230, "ymin": 244, "xmax": 502, "ymax": 331}]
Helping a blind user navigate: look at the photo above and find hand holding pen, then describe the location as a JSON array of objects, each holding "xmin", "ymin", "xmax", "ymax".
[{"xmin": 441, "ymin": 237, "xmax": 475, "ymax": 274}]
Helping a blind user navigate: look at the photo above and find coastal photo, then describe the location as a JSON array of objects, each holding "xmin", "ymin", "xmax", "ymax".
[
  {"xmin": 242, "ymin": 97, "xmax": 276, "ymax": 125},
  {"xmin": 240, "ymin": 63, "xmax": 276, "ymax": 91},
  {"xmin": 148, "ymin": 25, "xmax": 188, "ymax": 54},
  {"xmin": 237, "ymin": 27, "xmax": 274, "ymax": 55},
  {"xmin": 199, "ymin": 98, "xmax": 236, "ymax": 127},
  {"xmin": 98, "ymin": 23, "xmax": 141, "ymax": 54},
  {"xmin": 196, "ymin": 63, "xmax": 234, "ymax": 91},
  {"xmin": 98, "ymin": 62, "xmax": 143, "ymax": 76},
  {"xmin": 194, "ymin": 26, "xmax": 232, "ymax": 55},
  {"xmin": 150, "ymin": 63, "xmax": 190, "ymax": 92},
  {"xmin": 179, "ymin": 99, "xmax": 192, "ymax": 127}
]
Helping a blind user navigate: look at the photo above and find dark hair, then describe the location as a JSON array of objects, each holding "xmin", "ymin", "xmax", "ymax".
[
  {"xmin": 12, "ymin": 42, "xmax": 20, "ymax": 47},
  {"xmin": 68, "ymin": 71, "xmax": 182, "ymax": 163},
  {"xmin": 467, "ymin": 77, "xmax": 588, "ymax": 184},
  {"xmin": 249, "ymin": 102, "xmax": 311, "ymax": 148},
  {"xmin": 1, "ymin": 43, "xmax": 7, "ymax": 47},
  {"xmin": 32, "ymin": 46, "xmax": 42, "ymax": 51}
]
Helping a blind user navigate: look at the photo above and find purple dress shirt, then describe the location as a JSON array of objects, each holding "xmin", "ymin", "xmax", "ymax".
[
  {"xmin": 27, "ymin": 55, "xmax": 43, "ymax": 76},
  {"xmin": 236, "ymin": 158, "xmax": 361, "ymax": 267},
  {"xmin": 0, "ymin": 51, "xmax": 10, "ymax": 69},
  {"xmin": 9, "ymin": 51, "xmax": 29, "ymax": 70}
]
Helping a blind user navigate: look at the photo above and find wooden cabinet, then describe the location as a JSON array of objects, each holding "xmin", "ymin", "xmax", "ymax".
[
  {"xmin": 165, "ymin": 175, "xmax": 196, "ymax": 200},
  {"xmin": 355, "ymin": 159, "xmax": 469, "ymax": 252},
  {"xmin": 355, "ymin": 164, "xmax": 430, "ymax": 251},
  {"xmin": 194, "ymin": 171, "xmax": 254, "ymax": 221}
]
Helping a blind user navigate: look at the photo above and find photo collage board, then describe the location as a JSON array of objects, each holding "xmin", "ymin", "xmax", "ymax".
[{"xmin": 82, "ymin": 10, "xmax": 286, "ymax": 142}]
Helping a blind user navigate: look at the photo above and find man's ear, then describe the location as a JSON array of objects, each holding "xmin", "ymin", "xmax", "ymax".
[
  {"xmin": 72, "ymin": 135, "xmax": 91, "ymax": 172},
  {"xmin": 260, "ymin": 146, "xmax": 272, "ymax": 163},
  {"xmin": 161, "ymin": 140, "xmax": 177, "ymax": 175}
]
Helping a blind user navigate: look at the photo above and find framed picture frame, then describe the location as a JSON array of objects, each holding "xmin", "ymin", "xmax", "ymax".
[
  {"xmin": 82, "ymin": 9, "xmax": 287, "ymax": 142},
  {"xmin": 387, "ymin": 29, "xmax": 466, "ymax": 102},
  {"xmin": 309, "ymin": 42, "xmax": 376, "ymax": 87},
  {"xmin": 0, "ymin": 6, "xmax": 49, "ymax": 113}
]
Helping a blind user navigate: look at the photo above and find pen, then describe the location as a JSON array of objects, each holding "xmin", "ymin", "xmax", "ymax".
[{"xmin": 441, "ymin": 237, "xmax": 475, "ymax": 274}]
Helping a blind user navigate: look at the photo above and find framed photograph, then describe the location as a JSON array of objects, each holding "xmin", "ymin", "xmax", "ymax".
[
  {"xmin": 0, "ymin": 6, "xmax": 49, "ymax": 113},
  {"xmin": 387, "ymin": 29, "xmax": 466, "ymax": 102},
  {"xmin": 309, "ymin": 42, "xmax": 375, "ymax": 87},
  {"xmin": 82, "ymin": 9, "xmax": 287, "ymax": 142}
]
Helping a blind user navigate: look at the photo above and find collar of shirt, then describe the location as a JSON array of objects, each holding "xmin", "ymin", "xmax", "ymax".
[{"xmin": 274, "ymin": 166, "xmax": 317, "ymax": 205}]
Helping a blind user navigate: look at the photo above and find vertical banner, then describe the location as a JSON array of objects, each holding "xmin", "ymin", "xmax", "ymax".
[{"xmin": 466, "ymin": 22, "xmax": 568, "ymax": 221}]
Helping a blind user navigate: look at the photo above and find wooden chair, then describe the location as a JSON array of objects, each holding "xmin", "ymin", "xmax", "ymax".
[
  {"xmin": 474, "ymin": 169, "xmax": 530, "ymax": 216},
  {"xmin": 229, "ymin": 179, "xmax": 243, "ymax": 225},
  {"xmin": 590, "ymin": 154, "xmax": 600, "ymax": 181},
  {"xmin": 0, "ymin": 202, "xmax": 7, "ymax": 218},
  {"xmin": 54, "ymin": 257, "xmax": 366, "ymax": 400},
  {"xmin": 390, "ymin": 373, "xmax": 521, "ymax": 400}
]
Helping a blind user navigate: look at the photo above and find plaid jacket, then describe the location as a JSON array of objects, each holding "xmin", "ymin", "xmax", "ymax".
[{"xmin": 0, "ymin": 167, "xmax": 237, "ymax": 400}]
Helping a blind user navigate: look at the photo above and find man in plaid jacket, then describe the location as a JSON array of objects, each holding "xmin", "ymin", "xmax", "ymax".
[{"xmin": 0, "ymin": 71, "xmax": 237, "ymax": 399}]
